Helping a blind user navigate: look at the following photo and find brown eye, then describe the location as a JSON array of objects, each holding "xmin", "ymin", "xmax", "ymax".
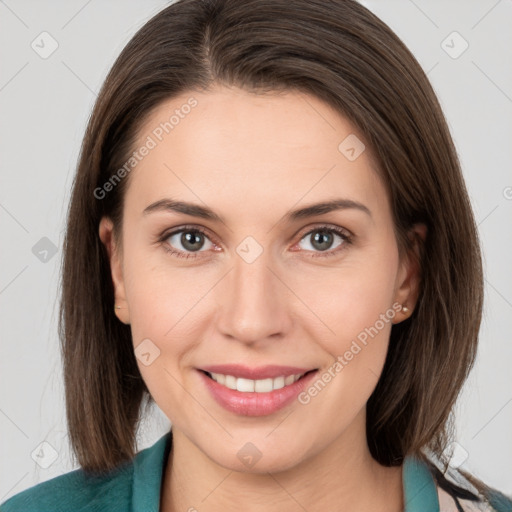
[{"xmin": 164, "ymin": 227, "xmax": 214, "ymax": 258}]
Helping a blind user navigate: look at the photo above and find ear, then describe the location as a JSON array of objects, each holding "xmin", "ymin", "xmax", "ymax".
[
  {"xmin": 99, "ymin": 217, "xmax": 130, "ymax": 325},
  {"xmin": 392, "ymin": 223, "xmax": 427, "ymax": 324}
]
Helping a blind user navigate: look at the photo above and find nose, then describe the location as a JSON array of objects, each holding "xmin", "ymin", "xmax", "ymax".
[{"xmin": 214, "ymin": 243, "xmax": 292, "ymax": 346}]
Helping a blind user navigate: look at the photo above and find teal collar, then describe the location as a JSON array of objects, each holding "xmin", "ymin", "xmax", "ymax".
[
  {"xmin": 130, "ymin": 431, "xmax": 170, "ymax": 511},
  {"xmin": 403, "ymin": 454, "xmax": 440, "ymax": 511},
  {"xmin": 131, "ymin": 431, "xmax": 439, "ymax": 512}
]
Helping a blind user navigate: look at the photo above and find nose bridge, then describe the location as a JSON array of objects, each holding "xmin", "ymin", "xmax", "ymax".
[{"xmin": 215, "ymin": 235, "xmax": 289, "ymax": 343}]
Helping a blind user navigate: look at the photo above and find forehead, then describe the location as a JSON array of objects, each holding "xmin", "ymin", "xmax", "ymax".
[{"xmin": 124, "ymin": 85, "xmax": 388, "ymax": 223}]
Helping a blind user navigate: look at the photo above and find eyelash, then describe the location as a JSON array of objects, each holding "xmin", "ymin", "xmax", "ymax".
[{"xmin": 159, "ymin": 224, "xmax": 353, "ymax": 260}]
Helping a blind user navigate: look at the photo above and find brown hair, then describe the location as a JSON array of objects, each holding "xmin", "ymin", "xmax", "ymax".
[{"xmin": 60, "ymin": 0, "xmax": 485, "ymax": 489}]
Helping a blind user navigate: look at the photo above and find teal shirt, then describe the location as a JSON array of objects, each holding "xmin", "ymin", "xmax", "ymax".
[{"xmin": 0, "ymin": 431, "xmax": 510, "ymax": 511}]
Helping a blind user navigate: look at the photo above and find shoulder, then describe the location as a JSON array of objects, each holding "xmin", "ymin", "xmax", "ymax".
[
  {"xmin": 0, "ymin": 431, "xmax": 172, "ymax": 512},
  {"xmin": 0, "ymin": 461, "xmax": 134, "ymax": 512},
  {"xmin": 436, "ymin": 484, "xmax": 512, "ymax": 512},
  {"xmin": 427, "ymin": 460, "xmax": 512, "ymax": 512}
]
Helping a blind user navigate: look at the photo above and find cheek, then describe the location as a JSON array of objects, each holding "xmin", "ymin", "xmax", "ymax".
[
  {"xmin": 125, "ymin": 262, "xmax": 203, "ymax": 349},
  {"xmin": 122, "ymin": 241, "xmax": 219, "ymax": 389},
  {"xmin": 120, "ymin": 226, "xmax": 186, "ymax": 338},
  {"xmin": 123, "ymin": 254, "xmax": 208, "ymax": 421},
  {"xmin": 288, "ymin": 241, "xmax": 399, "ymax": 373}
]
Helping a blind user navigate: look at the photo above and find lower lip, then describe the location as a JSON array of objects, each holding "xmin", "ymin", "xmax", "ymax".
[{"xmin": 198, "ymin": 369, "xmax": 318, "ymax": 416}]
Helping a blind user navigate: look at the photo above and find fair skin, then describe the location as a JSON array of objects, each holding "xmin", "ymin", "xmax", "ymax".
[{"xmin": 99, "ymin": 85, "xmax": 425, "ymax": 512}]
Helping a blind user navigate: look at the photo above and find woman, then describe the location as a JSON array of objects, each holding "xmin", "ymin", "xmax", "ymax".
[{"xmin": 1, "ymin": 0, "xmax": 510, "ymax": 511}]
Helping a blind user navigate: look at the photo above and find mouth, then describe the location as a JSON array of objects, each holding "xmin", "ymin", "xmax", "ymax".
[
  {"xmin": 198, "ymin": 367, "xmax": 320, "ymax": 416},
  {"xmin": 199, "ymin": 369, "xmax": 318, "ymax": 393}
]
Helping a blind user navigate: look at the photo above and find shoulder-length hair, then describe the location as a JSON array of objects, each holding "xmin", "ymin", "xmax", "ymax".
[{"xmin": 60, "ymin": 0, "xmax": 483, "ymax": 481}]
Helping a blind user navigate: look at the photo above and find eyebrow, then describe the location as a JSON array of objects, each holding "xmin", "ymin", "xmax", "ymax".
[{"xmin": 142, "ymin": 198, "xmax": 372, "ymax": 223}]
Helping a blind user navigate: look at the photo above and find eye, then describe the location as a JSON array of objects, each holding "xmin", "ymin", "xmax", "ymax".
[
  {"xmin": 159, "ymin": 224, "xmax": 352, "ymax": 260},
  {"xmin": 161, "ymin": 226, "xmax": 216, "ymax": 259},
  {"xmin": 295, "ymin": 225, "xmax": 351, "ymax": 258}
]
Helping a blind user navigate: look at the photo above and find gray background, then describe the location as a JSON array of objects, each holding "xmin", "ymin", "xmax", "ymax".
[{"xmin": 1, "ymin": 0, "xmax": 511, "ymax": 501}]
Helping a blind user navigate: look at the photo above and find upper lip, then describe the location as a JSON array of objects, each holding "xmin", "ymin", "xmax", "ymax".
[{"xmin": 199, "ymin": 364, "xmax": 317, "ymax": 380}]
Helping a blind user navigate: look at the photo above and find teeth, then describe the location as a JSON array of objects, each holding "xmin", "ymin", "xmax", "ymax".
[{"xmin": 209, "ymin": 372, "xmax": 305, "ymax": 392}]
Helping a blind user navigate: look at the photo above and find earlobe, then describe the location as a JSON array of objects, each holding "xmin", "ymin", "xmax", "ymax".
[
  {"xmin": 98, "ymin": 217, "xmax": 130, "ymax": 325},
  {"xmin": 392, "ymin": 223, "xmax": 427, "ymax": 324}
]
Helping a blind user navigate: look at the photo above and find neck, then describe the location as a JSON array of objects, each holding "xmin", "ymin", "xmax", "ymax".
[{"xmin": 160, "ymin": 410, "xmax": 404, "ymax": 512}]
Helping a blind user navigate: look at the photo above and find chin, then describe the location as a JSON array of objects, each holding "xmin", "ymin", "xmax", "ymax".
[{"xmin": 203, "ymin": 437, "xmax": 308, "ymax": 475}]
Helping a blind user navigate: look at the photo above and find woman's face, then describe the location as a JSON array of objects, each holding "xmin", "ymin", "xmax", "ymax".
[{"xmin": 100, "ymin": 85, "xmax": 419, "ymax": 473}]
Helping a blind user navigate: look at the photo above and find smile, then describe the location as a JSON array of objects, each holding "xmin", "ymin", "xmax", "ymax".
[
  {"xmin": 198, "ymin": 368, "xmax": 319, "ymax": 416},
  {"xmin": 204, "ymin": 371, "xmax": 307, "ymax": 393}
]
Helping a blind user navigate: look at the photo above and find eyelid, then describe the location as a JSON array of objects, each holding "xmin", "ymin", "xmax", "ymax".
[
  {"xmin": 295, "ymin": 222, "xmax": 353, "ymax": 240},
  {"xmin": 161, "ymin": 224, "xmax": 214, "ymax": 242}
]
